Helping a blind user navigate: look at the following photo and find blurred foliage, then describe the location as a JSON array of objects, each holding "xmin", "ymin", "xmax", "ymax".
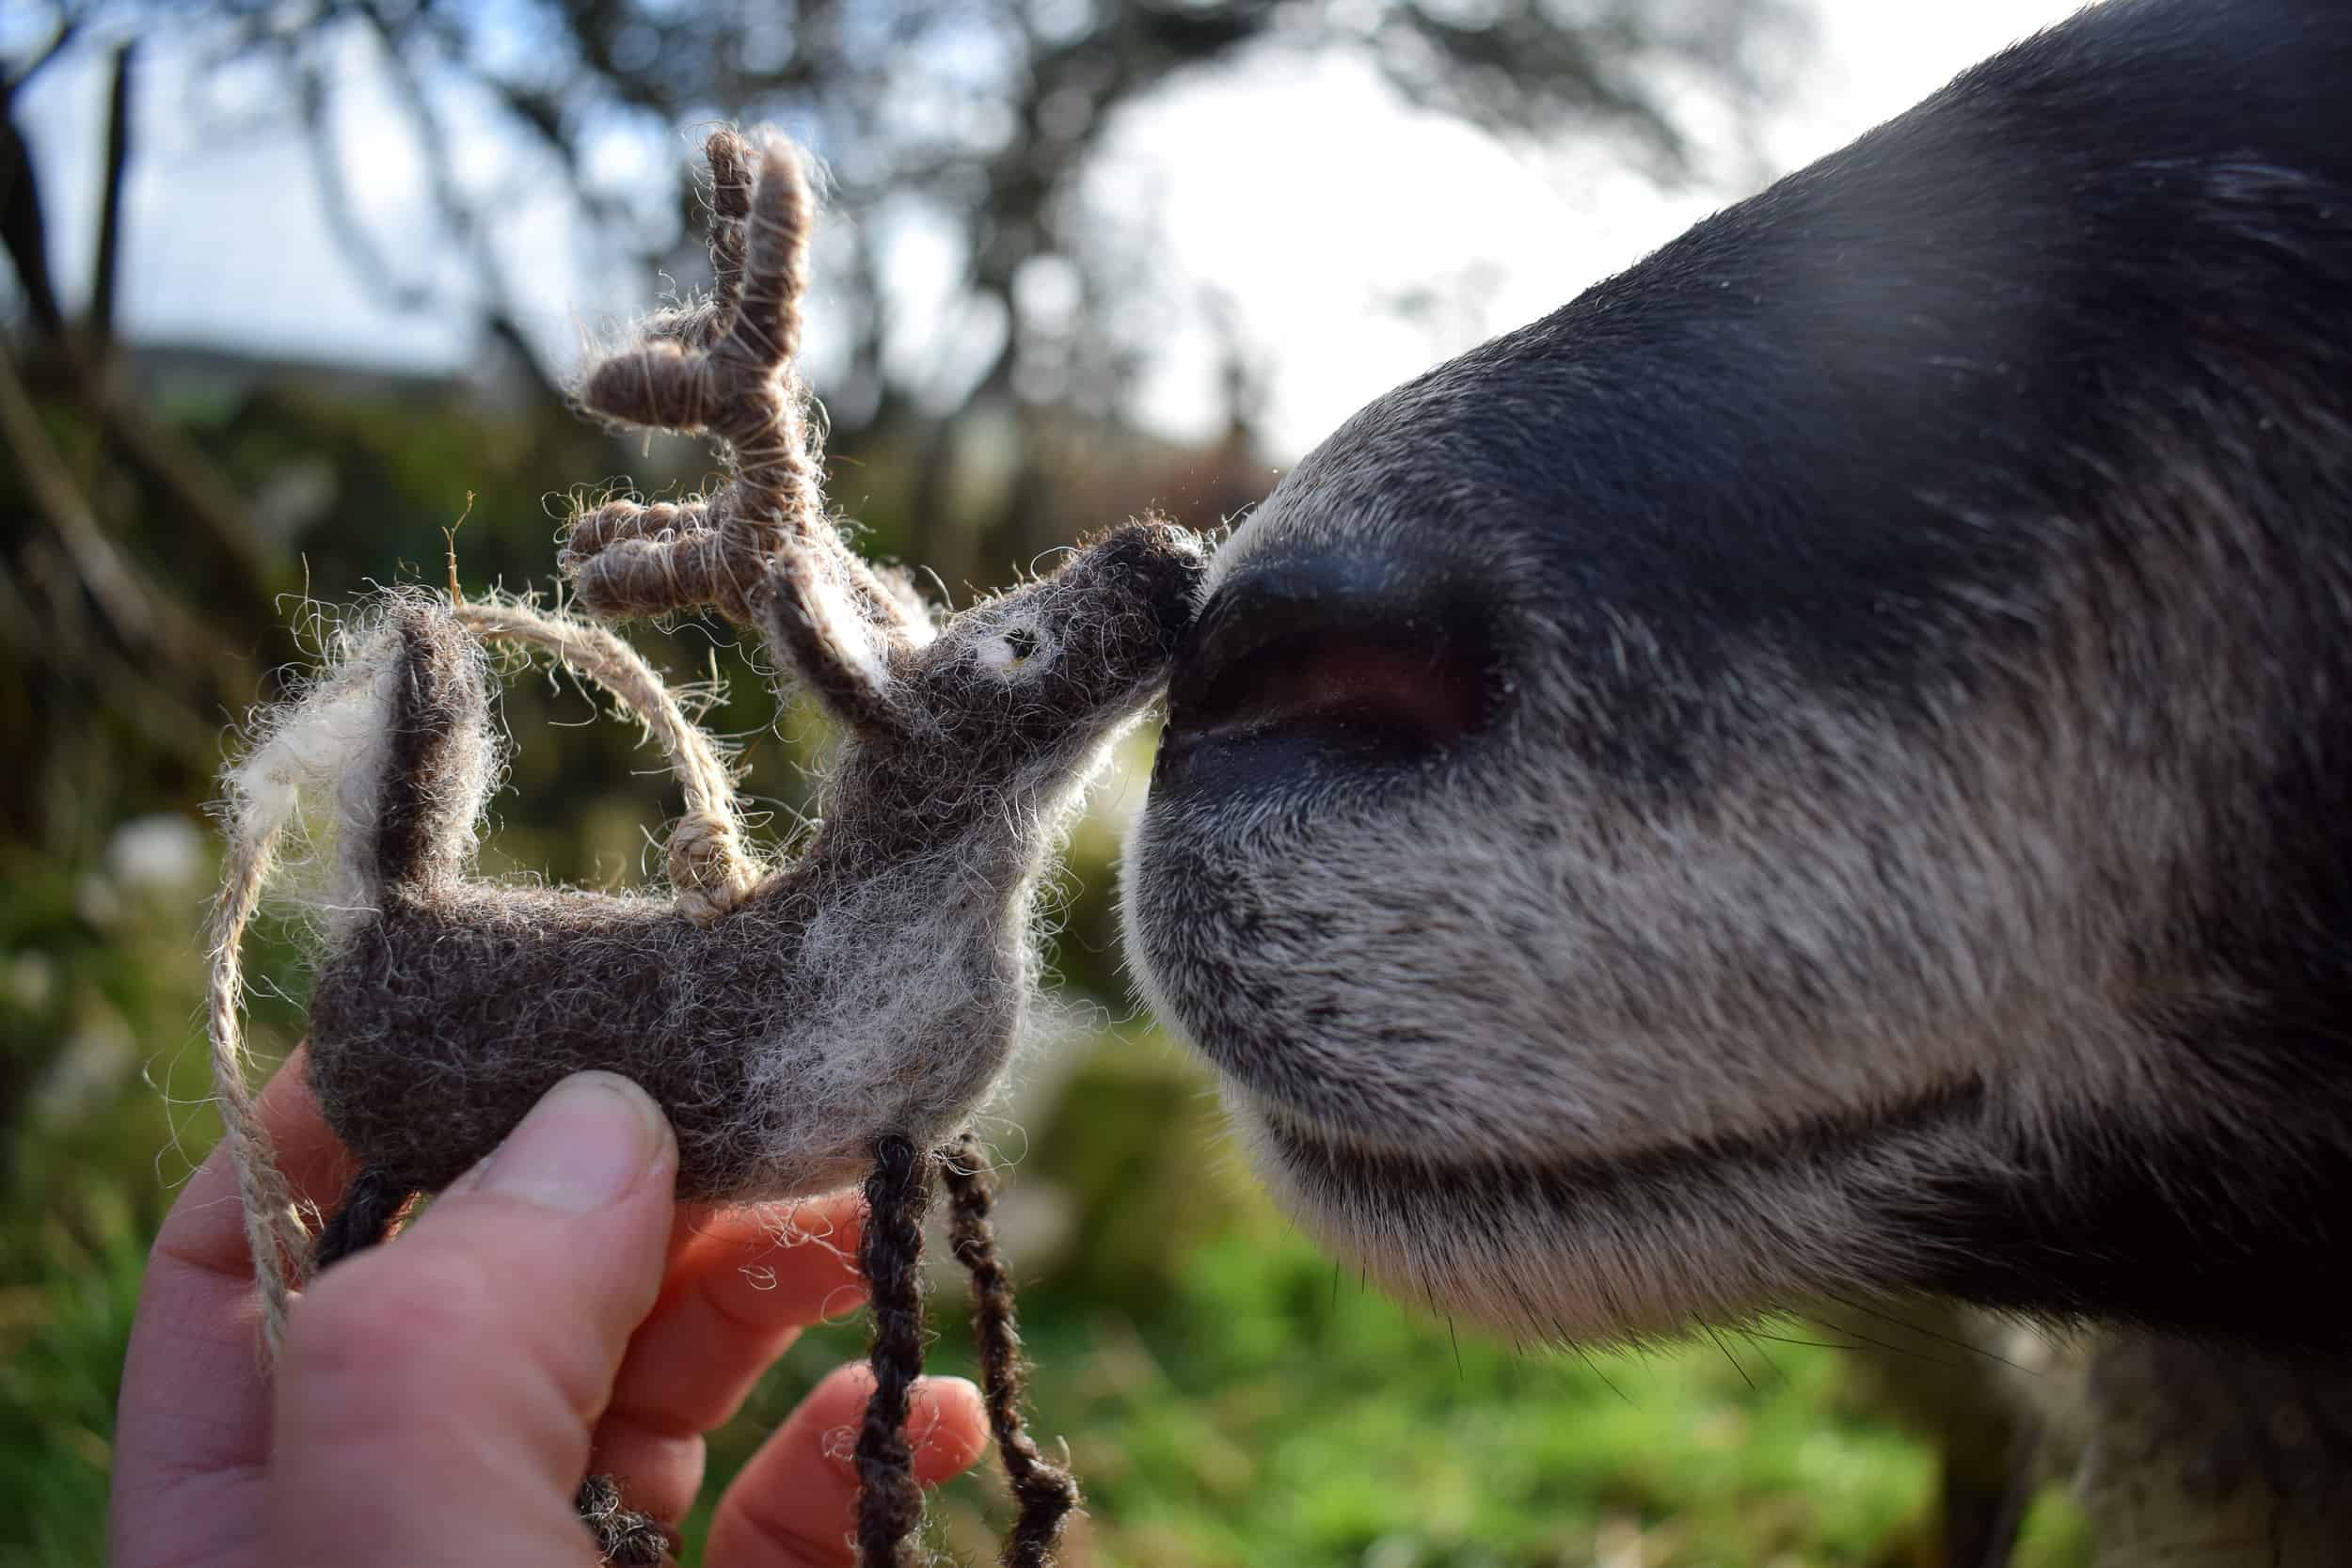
[
  {"xmin": 0, "ymin": 822, "xmax": 2102, "ymax": 1565},
  {"xmin": 9, "ymin": 0, "xmax": 1807, "ymax": 430},
  {"xmin": 2, "ymin": 0, "xmax": 1808, "ymax": 845}
]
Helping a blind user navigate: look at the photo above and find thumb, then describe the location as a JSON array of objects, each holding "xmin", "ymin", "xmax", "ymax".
[{"xmin": 270, "ymin": 1071, "xmax": 679, "ymax": 1566}]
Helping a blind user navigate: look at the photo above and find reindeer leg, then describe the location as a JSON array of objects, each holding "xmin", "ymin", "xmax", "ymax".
[
  {"xmin": 856, "ymin": 1135, "xmax": 931, "ymax": 1568},
  {"xmin": 575, "ymin": 1474, "xmax": 674, "ymax": 1566},
  {"xmin": 310, "ymin": 1164, "xmax": 413, "ymax": 1273},
  {"xmin": 942, "ymin": 1133, "xmax": 1080, "ymax": 1568}
]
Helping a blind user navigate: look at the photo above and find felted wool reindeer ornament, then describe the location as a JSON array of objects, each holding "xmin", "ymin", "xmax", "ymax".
[{"xmin": 204, "ymin": 126, "xmax": 1205, "ymax": 1567}]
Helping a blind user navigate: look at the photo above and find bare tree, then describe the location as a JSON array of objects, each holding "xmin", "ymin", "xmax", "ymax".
[
  {"xmin": 8, "ymin": 0, "xmax": 1804, "ymax": 461},
  {"xmin": 0, "ymin": 0, "xmax": 1802, "ymax": 844}
]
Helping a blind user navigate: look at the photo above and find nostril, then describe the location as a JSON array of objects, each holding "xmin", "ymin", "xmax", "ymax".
[
  {"xmin": 1171, "ymin": 637, "xmax": 1491, "ymax": 757},
  {"xmin": 1163, "ymin": 562, "xmax": 1498, "ymax": 768}
]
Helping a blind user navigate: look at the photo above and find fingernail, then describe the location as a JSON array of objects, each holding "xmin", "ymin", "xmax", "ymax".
[{"xmin": 479, "ymin": 1072, "xmax": 670, "ymax": 1213}]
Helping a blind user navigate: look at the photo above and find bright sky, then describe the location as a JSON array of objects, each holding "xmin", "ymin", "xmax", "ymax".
[{"xmin": 15, "ymin": 0, "xmax": 2088, "ymax": 460}]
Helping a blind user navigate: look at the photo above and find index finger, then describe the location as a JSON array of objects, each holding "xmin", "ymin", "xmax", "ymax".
[{"xmin": 588, "ymin": 1194, "xmax": 870, "ymax": 1522}]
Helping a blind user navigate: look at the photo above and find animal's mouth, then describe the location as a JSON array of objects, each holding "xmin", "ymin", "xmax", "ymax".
[
  {"xmin": 1229, "ymin": 1080, "xmax": 1988, "ymax": 1343},
  {"xmin": 1240, "ymin": 1071, "xmax": 1986, "ymax": 1220}
]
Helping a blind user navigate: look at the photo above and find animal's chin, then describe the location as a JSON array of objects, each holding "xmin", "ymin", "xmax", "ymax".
[
  {"xmin": 1222, "ymin": 1077, "xmax": 1981, "ymax": 1345},
  {"xmin": 1224, "ymin": 1095, "xmax": 1677, "ymax": 1341}
]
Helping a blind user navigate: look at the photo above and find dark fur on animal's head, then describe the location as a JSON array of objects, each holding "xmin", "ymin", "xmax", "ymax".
[{"xmin": 1123, "ymin": 0, "xmax": 2352, "ymax": 1353}]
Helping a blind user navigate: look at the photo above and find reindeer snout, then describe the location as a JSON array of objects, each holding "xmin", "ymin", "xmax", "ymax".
[{"xmin": 1090, "ymin": 518, "xmax": 1211, "ymax": 645}]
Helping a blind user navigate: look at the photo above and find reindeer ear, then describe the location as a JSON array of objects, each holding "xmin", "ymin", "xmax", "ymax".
[{"xmin": 764, "ymin": 554, "xmax": 906, "ymax": 736}]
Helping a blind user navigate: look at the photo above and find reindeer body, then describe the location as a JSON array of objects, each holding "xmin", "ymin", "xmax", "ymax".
[
  {"xmin": 291, "ymin": 593, "xmax": 1029, "ymax": 1206},
  {"xmin": 300, "ymin": 528, "xmax": 1199, "ymax": 1205},
  {"xmin": 304, "ymin": 705, "xmax": 1033, "ymax": 1203}
]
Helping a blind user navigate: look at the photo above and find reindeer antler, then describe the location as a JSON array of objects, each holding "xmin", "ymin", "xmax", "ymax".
[{"xmin": 562, "ymin": 129, "xmax": 919, "ymax": 647}]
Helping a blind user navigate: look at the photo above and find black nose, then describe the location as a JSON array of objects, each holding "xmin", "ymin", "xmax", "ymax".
[{"xmin": 1158, "ymin": 547, "xmax": 1499, "ymax": 790}]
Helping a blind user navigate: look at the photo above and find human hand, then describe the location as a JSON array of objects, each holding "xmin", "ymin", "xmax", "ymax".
[{"xmin": 110, "ymin": 1054, "xmax": 990, "ymax": 1566}]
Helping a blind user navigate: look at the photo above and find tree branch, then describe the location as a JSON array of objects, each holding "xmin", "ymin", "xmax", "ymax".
[
  {"xmin": 1, "ymin": 105, "xmax": 65, "ymax": 335},
  {"xmin": 1, "ymin": 342, "xmax": 265, "ymax": 683},
  {"xmin": 88, "ymin": 40, "xmax": 135, "ymax": 345},
  {"xmin": 79, "ymin": 361, "xmax": 273, "ymax": 594},
  {"xmin": 294, "ymin": 55, "xmax": 437, "ymax": 310},
  {"xmin": 0, "ymin": 340, "xmax": 154, "ymax": 646},
  {"xmin": 3, "ymin": 10, "xmax": 82, "ymax": 103}
]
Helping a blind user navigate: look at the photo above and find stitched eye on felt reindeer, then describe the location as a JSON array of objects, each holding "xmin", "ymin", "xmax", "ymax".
[{"xmin": 977, "ymin": 622, "xmax": 1047, "ymax": 674}]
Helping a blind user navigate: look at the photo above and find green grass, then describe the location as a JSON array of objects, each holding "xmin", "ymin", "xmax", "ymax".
[
  {"xmin": 0, "ymin": 830, "xmax": 2094, "ymax": 1568},
  {"xmin": 673, "ymin": 1133, "xmax": 1947, "ymax": 1568}
]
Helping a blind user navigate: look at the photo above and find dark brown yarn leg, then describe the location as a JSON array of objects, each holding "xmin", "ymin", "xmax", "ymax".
[
  {"xmin": 943, "ymin": 1132, "xmax": 1081, "ymax": 1568},
  {"xmin": 310, "ymin": 1164, "xmax": 411, "ymax": 1273},
  {"xmin": 575, "ymin": 1474, "xmax": 674, "ymax": 1566},
  {"xmin": 856, "ymin": 1135, "xmax": 931, "ymax": 1568}
]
